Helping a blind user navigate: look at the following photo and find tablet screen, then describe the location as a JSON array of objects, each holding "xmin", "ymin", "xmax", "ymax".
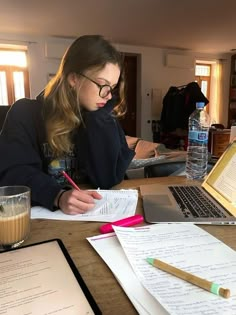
[{"xmin": 0, "ymin": 239, "xmax": 101, "ymax": 315}]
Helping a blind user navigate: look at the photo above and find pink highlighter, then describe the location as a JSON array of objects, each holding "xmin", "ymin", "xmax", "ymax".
[{"xmin": 99, "ymin": 214, "xmax": 144, "ymax": 234}]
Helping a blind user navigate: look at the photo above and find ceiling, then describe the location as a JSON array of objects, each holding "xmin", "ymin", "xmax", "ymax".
[{"xmin": 1, "ymin": 0, "xmax": 236, "ymax": 54}]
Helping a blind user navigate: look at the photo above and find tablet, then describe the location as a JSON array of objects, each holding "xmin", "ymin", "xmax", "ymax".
[{"xmin": 0, "ymin": 239, "xmax": 101, "ymax": 315}]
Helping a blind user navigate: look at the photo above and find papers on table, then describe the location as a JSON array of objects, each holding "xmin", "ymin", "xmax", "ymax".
[
  {"xmin": 31, "ymin": 189, "xmax": 138, "ymax": 222},
  {"xmin": 87, "ymin": 233, "xmax": 168, "ymax": 315},
  {"xmin": 88, "ymin": 224, "xmax": 236, "ymax": 315}
]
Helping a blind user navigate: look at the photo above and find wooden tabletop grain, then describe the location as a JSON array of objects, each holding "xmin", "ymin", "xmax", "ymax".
[{"xmin": 25, "ymin": 177, "xmax": 236, "ymax": 315}]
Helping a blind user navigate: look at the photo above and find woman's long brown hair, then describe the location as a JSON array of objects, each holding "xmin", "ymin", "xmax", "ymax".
[{"xmin": 43, "ymin": 35, "xmax": 126, "ymax": 157}]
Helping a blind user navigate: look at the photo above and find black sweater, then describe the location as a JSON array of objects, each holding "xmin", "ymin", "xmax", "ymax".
[{"xmin": 0, "ymin": 95, "xmax": 134, "ymax": 210}]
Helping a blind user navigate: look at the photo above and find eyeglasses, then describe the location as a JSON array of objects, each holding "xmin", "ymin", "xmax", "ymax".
[{"xmin": 79, "ymin": 73, "xmax": 115, "ymax": 98}]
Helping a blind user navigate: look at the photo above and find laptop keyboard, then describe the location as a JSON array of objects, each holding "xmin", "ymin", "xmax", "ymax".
[{"xmin": 169, "ymin": 186, "xmax": 226, "ymax": 218}]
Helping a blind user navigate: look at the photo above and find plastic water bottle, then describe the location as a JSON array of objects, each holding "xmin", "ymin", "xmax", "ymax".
[{"xmin": 186, "ymin": 102, "xmax": 210, "ymax": 180}]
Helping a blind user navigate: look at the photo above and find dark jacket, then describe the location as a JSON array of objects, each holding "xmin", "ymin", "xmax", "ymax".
[
  {"xmin": 0, "ymin": 95, "xmax": 134, "ymax": 210},
  {"xmin": 160, "ymin": 82, "xmax": 209, "ymax": 132}
]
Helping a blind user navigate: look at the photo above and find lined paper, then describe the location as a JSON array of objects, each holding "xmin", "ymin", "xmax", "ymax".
[
  {"xmin": 113, "ymin": 224, "xmax": 236, "ymax": 315},
  {"xmin": 31, "ymin": 189, "xmax": 138, "ymax": 222}
]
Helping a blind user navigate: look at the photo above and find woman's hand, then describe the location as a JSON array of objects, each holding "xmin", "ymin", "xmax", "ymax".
[{"xmin": 56, "ymin": 189, "xmax": 102, "ymax": 215}]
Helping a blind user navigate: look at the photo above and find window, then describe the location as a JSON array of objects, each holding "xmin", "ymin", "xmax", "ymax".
[
  {"xmin": 195, "ymin": 64, "xmax": 211, "ymax": 112},
  {"xmin": 0, "ymin": 50, "xmax": 30, "ymax": 105}
]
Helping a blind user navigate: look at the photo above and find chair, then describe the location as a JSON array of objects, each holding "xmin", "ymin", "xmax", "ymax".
[
  {"xmin": 0, "ymin": 105, "xmax": 10, "ymax": 131},
  {"xmin": 211, "ymin": 123, "xmax": 225, "ymax": 130},
  {"xmin": 144, "ymin": 161, "xmax": 215, "ymax": 178}
]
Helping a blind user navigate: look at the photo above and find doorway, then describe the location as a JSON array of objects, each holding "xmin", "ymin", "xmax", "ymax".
[{"xmin": 119, "ymin": 54, "xmax": 139, "ymax": 137}]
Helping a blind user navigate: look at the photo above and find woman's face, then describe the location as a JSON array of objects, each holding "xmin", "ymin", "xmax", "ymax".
[{"xmin": 75, "ymin": 63, "xmax": 120, "ymax": 111}]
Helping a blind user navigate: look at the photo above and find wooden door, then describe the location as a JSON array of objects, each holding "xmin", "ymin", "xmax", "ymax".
[{"xmin": 119, "ymin": 55, "xmax": 137, "ymax": 136}]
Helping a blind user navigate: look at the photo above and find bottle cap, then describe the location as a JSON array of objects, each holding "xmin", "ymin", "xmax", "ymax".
[{"xmin": 196, "ymin": 102, "xmax": 205, "ymax": 109}]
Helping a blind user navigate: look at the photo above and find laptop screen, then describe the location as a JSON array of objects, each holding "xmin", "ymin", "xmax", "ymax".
[{"xmin": 202, "ymin": 141, "xmax": 236, "ymax": 216}]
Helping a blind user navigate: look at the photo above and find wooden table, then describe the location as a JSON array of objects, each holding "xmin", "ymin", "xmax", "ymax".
[{"xmin": 25, "ymin": 177, "xmax": 236, "ymax": 315}]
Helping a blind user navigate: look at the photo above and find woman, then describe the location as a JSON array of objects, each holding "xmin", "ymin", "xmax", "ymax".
[{"xmin": 0, "ymin": 35, "xmax": 135, "ymax": 214}]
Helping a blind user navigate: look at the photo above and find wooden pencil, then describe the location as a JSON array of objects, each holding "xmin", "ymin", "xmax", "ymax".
[{"xmin": 146, "ymin": 258, "xmax": 230, "ymax": 299}]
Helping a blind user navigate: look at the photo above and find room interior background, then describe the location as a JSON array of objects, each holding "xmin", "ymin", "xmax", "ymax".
[
  {"xmin": 0, "ymin": 33, "xmax": 230, "ymax": 141},
  {"xmin": 0, "ymin": 0, "xmax": 235, "ymax": 141}
]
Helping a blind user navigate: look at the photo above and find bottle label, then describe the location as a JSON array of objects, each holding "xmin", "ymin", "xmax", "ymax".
[{"xmin": 188, "ymin": 131, "xmax": 208, "ymax": 144}]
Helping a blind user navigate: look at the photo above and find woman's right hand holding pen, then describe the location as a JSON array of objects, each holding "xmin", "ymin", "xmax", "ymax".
[{"xmin": 55, "ymin": 189, "xmax": 102, "ymax": 215}]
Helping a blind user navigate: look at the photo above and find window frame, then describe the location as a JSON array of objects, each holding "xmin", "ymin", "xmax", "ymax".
[
  {"xmin": 0, "ymin": 49, "xmax": 30, "ymax": 106},
  {"xmin": 195, "ymin": 63, "xmax": 211, "ymax": 113}
]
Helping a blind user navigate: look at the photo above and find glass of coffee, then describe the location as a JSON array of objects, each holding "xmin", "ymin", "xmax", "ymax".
[{"xmin": 0, "ymin": 186, "xmax": 31, "ymax": 251}]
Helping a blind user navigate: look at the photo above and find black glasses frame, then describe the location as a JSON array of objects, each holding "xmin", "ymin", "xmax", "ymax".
[{"xmin": 79, "ymin": 73, "xmax": 114, "ymax": 98}]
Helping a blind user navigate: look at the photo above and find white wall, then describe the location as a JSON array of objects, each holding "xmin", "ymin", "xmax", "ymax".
[
  {"xmin": 0, "ymin": 33, "xmax": 73, "ymax": 97},
  {"xmin": 116, "ymin": 43, "xmax": 231, "ymax": 140},
  {"xmin": 0, "ymin": 33, "xmax": 231, "ymax": 140}
]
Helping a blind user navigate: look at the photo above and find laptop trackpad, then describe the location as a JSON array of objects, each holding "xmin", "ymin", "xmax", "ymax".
[
  {"xmin": 143, "ymin": 195, "xmax": 182, "ymax": 223},
  {"xmin": 149, "ymin": 194, "xmax": 172, "ymax": 205}
]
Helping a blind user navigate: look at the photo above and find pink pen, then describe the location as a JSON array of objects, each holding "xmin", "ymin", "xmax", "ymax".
[
  {"xmin": 61, "ymin": 170, "xmax": 81, "ymax": 191},
  {"xmin": 99, "ymin": 214, "xmax": 144, "ymax": 234}
]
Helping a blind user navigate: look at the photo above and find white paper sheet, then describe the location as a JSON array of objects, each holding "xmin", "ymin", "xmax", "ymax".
[
  {"xmin": 87, "ymin": 233, "xmax": 168, "ymax": 315},
  {"xmin": 113, "ymin": 224, "xmax": 236, "ymax": 315},
  {"xmin": 214, "ymin": 154, "xmax": 236, "ymax": 200},
  {"xmin": 31, "ymin": 189, "xmax": 138, "ymax": 222}
]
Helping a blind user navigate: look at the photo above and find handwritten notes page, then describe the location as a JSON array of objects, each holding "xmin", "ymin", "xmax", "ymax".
[
  {"xmin": 87, "ymin": 233, "xmax": 168, "ymax": 315},
  {"xmin": 113, "ymin": 224, "xmax": 236, "ymax": 315},
  {"xmin": 31, "ymin": 189, "xmax": 138, "ymax": 222}
]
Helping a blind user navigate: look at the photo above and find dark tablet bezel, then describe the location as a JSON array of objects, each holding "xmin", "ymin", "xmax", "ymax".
[{"xmin": 0, "ymin": 238, "xmax": 102, "ymax": 315}]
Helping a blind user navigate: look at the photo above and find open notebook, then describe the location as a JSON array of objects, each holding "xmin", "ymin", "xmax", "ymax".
[
  {"xmin": 31, "ymin": 189, "xmax": 138, "ymax": 222},
  {"xmin": 141, "ymin": 141, "xmax": 236, "ymax": 224}
]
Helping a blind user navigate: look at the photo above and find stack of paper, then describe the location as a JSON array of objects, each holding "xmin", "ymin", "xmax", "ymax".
[
  {"xmin": 31, "ymin": 189, "xmax": 138, "ymax": 222},
  {"xmin": 87, "ymin": 232, "xmax": 167, "ymax": 315},
  {"xmin": 87, "ymin": 224, "xmax": 236, "ymax": 315}
]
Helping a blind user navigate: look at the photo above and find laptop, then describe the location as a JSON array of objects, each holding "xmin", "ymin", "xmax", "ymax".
[{"xmin": 140, "ymin": 140, "xmax": 236, "ymax": 224}]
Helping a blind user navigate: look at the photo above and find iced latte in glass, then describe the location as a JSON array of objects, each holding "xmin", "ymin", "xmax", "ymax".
[{"xmin": 0, "ymin": 186, "xmax": 30, "ymax": 250}]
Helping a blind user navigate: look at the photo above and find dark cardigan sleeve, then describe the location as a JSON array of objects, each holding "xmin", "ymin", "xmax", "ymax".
[
  {"xmin": 76, "ymin": 99, "xmax": 135, "ymax": 189},
  {"xmin": 0, "ymin": 99, "xmax": 61, "ymax": 209}
]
